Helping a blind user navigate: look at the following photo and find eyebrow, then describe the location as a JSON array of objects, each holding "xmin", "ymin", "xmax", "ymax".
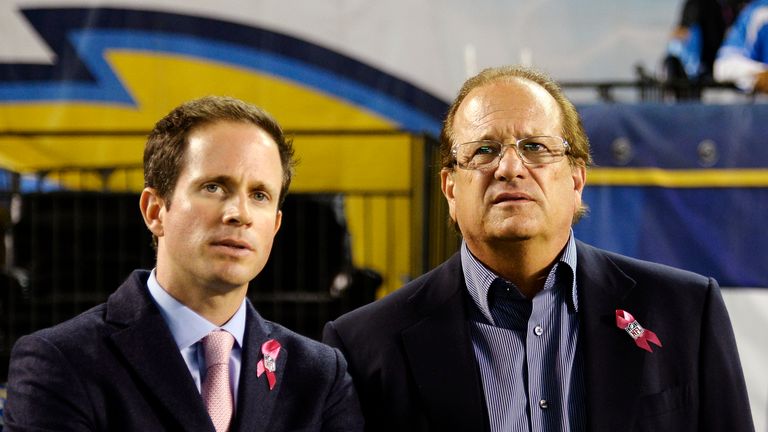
[
  {"xmin": 476, "ymin": 131, "xmax": 553, "ymax": 141},
  {"xmin": 201, "ymin": 175, "xmax": 278, "ymax": 196}
]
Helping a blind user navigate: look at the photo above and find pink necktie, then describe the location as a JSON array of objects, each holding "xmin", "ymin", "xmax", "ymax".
[{"xmin": 202, "ymin": 330, "xmax": 235, "ymax": 432}]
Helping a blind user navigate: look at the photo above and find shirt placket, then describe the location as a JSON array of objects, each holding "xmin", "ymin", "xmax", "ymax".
[{"xmin": 527, "ymin": 287, "xmax": 560, "ymax": 432}]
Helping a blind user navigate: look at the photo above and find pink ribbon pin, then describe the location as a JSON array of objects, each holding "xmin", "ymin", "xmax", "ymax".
[
  {"xmin": 616, "ymin": 310, "xmax": 662, "ymax": 353},
  {"xmin": 256, "ymin": 339, "xmax": 281, "ymax": 390}
]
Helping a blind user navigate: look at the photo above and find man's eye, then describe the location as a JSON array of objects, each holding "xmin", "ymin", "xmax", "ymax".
[
  {"xmin": 252, "ymin": 192, "xmax": 268, "ymax": 201},
  {"xmin": 469, "ymin": 141, "xmax": 500, "ymax": 156},
  {"xmin": 522, "ymin": 142, "xmax": 547, "ymax": 152},
  {"xmin": 204, "ymin": 184, "xmax": 221, "ymax": 193},
  {"xmin": 474, "ymin": 145, "xmax": 497, "ymax": 155}
]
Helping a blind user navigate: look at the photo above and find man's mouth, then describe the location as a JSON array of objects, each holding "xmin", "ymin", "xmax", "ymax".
[
  {"xmin": 213, "ymin": 238, "xmax": 254, "ymax": 251},
  {"xmin": 492, "ymin": 192, "xmax": 533, "ymax": 204}
]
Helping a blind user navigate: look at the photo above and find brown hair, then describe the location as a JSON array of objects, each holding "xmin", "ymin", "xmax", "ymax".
[
  {"xmin": 144, "ymin": 95, "xmax": 296, "ymax": 209},
  {"xmin": 439, "ymin": 65, "xmax": 592, "ymax": 221}
]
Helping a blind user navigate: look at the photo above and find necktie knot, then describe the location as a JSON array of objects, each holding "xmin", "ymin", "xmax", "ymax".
[{"xmin": 203, "ymin": 330, "xmax": 235, "ymax": 367}]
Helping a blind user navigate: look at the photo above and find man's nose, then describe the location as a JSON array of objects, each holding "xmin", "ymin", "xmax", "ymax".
[
  {"xmin": 223, "ymin": 193, "xmax": 253, "ymax": 226},
  {"xmin": 494, "ymin": 144, "xmax": 526, "ymax": 180}
]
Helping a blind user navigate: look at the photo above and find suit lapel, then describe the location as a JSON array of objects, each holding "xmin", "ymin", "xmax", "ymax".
[
  {"xmin": 400, "ymin": 254, "xmax": 488, "ymax": 430},
  {"xmin": 232, "ymin": 304, "xmax": 286, "ymax": 432},
  {"xmin": 106, "ymin": 272, "xmax": 213, "ymax": 430},
  {"xmin": 576, "ymin": 242, "xmax": 646, "ymax": 430}
]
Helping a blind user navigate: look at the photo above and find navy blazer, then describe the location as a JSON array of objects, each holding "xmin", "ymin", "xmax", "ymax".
[
  {"xmin": 5, "ymin": 270, "xmax": 363, "ymax": 431},
  {"xmin": 323, "ymin": 241, "xmax": 754, "ymax": 432}
]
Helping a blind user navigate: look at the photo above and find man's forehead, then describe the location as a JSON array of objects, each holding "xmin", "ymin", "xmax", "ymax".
[
  {"xmin": 461, "ymin": 78, "xmax": 552, "ymax": 111},
  {"xmin": 182, "ymin": 122, "xmax": 282, "ymax": 175},
  {"xmin": 453, "ymin": 78, "xmax": 561, "ymax": 136}
]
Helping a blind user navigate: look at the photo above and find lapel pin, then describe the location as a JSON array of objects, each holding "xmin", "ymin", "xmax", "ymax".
[
  {"xmin": 257, "ymin": 339, "xmax": 281, "ymax": 390},
  {"xmin": 616, "ymin": 309, "xmax": 662, "ymax": 353}
]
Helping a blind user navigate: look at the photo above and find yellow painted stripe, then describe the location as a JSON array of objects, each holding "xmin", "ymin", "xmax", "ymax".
[{"xmin": 589, "ymin": 168, "xmax": 768, "ymax": 188}]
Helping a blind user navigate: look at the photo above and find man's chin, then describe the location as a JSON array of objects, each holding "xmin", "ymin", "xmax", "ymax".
[
  {"xmin": 213, "ymin": 259, "xmax": 264, "ymax": 278},
  {"xmin": 492, "ymin": 232, "xmax": 535, "ymax": 244},
  {"xmin": 206, "ymin": 269, "xmax": 259, "ymax": 293},
  {"xmin": 493, "ymin": 217, "xmax": 540, "ymax": 239}
]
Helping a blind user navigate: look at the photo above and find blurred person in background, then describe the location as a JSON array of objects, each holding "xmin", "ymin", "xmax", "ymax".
[
  {"xmin": 324, "ymin": 65, "xmax": 754, "ymax": 432},
  {"xmin": 714, "ymin": 0, "xmax": 768, "ymax": 93},
  {"xmin": 664, "ymin": 0, "xmax": 747, "ymax": 98}
]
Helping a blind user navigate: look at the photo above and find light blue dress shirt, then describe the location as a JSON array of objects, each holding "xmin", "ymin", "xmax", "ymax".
[{"xmin": 147, "ymin": 269, "xmax": 247, "ymax": 410}]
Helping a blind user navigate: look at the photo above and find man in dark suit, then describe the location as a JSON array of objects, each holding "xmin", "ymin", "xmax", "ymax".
[
  {"xmin": 5, "ymin": 96, "xmax": 363, "ymax": 431},
  {"xmin": 323, "ymin": 66, "xmax": 754, "ymax": 431}
]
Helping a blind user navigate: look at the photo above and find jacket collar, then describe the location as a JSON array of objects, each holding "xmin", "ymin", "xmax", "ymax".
[
  {"xmin": 400, "ymin": 242, "xmax": 650, "ymax": 430},
  {"xmin": 230, "ymin": 304, "xmax": 287, "ymax": 432},
  {"xmin": 576, "ymin": 241, "xmax": 647, "ymax": 430},
  {"xmin": 106, "ymin": 270, "xmax": 214, "ymax": 430},
  {"xmin": 400, "ymin": 253, "xmax": 489, "ymax": 431},
  {"xmin": 105, "ymin": 270, "xmax": 287, "ymax": 432}
]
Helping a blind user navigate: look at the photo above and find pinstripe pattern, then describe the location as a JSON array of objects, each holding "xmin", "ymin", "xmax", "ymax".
[{"xmin": 462, "ymin": 234, "xmax": 586, "ymax": 432}]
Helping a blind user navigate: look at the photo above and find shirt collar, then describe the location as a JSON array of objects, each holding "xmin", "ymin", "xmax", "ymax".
[
  {"xmin": 147, "ymin": 269, "xmax": 247, "ymax": 350},
  {"xmin": 461, "ymin": 230, "xmax": 579, "ymax": 324}
]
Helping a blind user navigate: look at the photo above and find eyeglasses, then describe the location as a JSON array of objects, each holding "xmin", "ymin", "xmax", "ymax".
[{"xmin": 451, "ymin": 136, "xmax": 570, "ymax": 170}]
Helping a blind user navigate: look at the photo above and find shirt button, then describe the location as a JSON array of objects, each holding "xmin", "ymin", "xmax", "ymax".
[
  {"xmin": 534, "ymin": 325, "xmax": 544, "ymax": 336},
  {"xmin": 539, "ymin": 399, "xmax": 549, "ymax": 409}
]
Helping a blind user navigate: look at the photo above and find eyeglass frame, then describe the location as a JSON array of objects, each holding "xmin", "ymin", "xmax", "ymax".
[{"xmin": 450, "ymin": 136, "xmax": 571, "ymax": 170}]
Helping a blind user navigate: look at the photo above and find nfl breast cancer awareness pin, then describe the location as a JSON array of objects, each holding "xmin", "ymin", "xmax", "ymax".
[
  {"xmin": 616, "ymin": 310, "xmax": 662, "ymax": 353},
  {"xmin": 256, "ymin": 339, "xmax": 281, "ymax": 390}
]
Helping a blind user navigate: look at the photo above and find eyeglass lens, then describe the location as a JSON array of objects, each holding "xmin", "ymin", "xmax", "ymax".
[{"xmin": 455, "ymin": 137, "xmax": 567, "ymax": 169}]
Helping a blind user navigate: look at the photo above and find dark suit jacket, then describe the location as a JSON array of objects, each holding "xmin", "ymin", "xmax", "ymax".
[
  {"xmin": 5, "ymin": 270, "xmax": 363, "ymax": 431},
  {"xmin": 323, "ymin": 241, "xmax": 754, "ymax": 432}
]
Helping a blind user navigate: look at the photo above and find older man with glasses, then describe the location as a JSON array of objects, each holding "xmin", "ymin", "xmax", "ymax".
[{"xmin": 323, "ymin": 65, "xmax": 754, "ymax": 432}]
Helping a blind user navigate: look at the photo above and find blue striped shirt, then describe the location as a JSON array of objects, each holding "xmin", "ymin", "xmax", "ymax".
[{"xmin": 462, "ymin": 233, "xmax": 586, "ymax": 432}]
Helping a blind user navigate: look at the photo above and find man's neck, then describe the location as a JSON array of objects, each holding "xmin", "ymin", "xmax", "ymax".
[
  {"xmin": 155, "ymin": 271, "xmax": 248, "ymax": 326},
  {"xmin": 181, "ymin": 292, "xmax": 246, "ymax": 327},
  {"xmin": 466, "ymin": 235, "xmax": 569, "ymax": 299}
]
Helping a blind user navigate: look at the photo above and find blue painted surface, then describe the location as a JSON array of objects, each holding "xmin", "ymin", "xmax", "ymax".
[{"xmin": 575, "ymin": 104, "xmax": 768, "ymax": 287}]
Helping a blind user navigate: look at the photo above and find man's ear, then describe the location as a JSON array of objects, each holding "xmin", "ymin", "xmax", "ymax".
[
  {"xmin": 139, "ymin": 187, "xmax": 165, "ymax": 238},
  {"xmin": 273, "ymin": 209, "xmax": 282, "ymax": 234},
  {"xmin": 440, "ymin": 168, "xmax": 457, "ymax": 221},
  {"xmin": 571, "ymin": 163, "xmax": 586, "ymax": 207}
]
